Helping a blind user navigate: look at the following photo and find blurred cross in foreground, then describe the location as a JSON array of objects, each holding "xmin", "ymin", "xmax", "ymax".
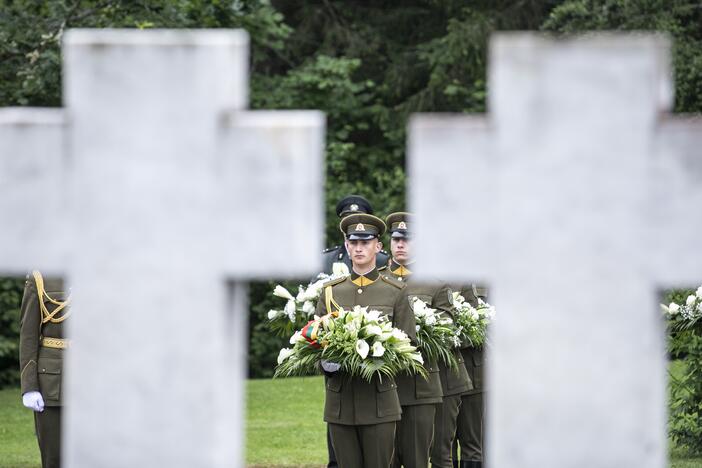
[{"xmin": 410, "ymin": 33, "xmax": 702, "ymax": 468}]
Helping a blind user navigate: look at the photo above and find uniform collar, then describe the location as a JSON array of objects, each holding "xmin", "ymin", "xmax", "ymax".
[
  {"xmin": 390, "ymin": 258, "xmax": 413, "ymax": 278},
  {"xmin": 351, "ymin": 267, "xmax": 379, "ymax": 287}
]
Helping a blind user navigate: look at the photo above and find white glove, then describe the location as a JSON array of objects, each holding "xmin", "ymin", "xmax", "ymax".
[
  {"xmin": 22, "ymin": 391, "xmax": 45, "ymax": 412},
  {"xmin": 321, "ymin": 360, "xmax": 341, "ymax": 373}
]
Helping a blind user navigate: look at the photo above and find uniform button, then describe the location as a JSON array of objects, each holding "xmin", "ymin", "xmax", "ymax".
[
  {"xmin": 398, "ymin": 277, "xmax": 403, "ymax": 282},
  {"xmin": 358, "ymin": 289, "xmax": 363, "ymax": 294}
]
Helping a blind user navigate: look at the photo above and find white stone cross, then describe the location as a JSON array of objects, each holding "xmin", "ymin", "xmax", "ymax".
[
  {"xmin": 0, "ymin": 29, "xmax": 324, "ymax": 467},
  {"xmin": 410, "ymin": 34, "xmax": 702, "ymax": 468}
]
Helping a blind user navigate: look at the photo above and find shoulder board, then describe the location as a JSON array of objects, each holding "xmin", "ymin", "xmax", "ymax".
[
  {"xmin": 380, "ymin": 274, "xmax": 405, "ymax": 289},
  {"xmin": 322, "ymin": 246, "xmax": 340, "ymax": 254},
  {"xmin": 322, "ymin": 276, "xmax": 346, "ymax": 288}
]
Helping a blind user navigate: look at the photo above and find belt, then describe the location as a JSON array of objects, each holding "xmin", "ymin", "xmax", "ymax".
[{"xmin": 41, "ymin": 337, "xmax": 71, "ymax": 349}]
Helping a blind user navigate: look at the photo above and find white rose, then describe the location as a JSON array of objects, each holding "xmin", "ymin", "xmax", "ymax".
[
  {"xmin": 353, "ymin": 305, "xmax": 368, "ymax": 315},
  {"xmin": 411, "ymin": 352, "xmax": 424, "ymax": 365},
  {"xmin": 371, "ymin": 341, "xmax": 386, "ymax": 357},
  {"xmin": 277, "ymin": 348, "xmax": 294, "ymax": 364},
  {"xmin": 697, "ymin": 286, "xmax": 702, "ymax": 298},
  {"xmin": 687, "ymin": 295, "xmax": 697, "ymax": 306},
  {"xmin": 669, "ymin": 303, "xmax": 680, "ymax": 315},
  {"xmin": 364, "ymin": 324, "xmax": 382, "ymax": 336},
  {"xmin": 273, "ymin": 285, "xmax": 295, "ymax": 301},
  {"xmin": 392, "ymin": 329, "xmax": 408, "ymax": 341},
  {"xmin": 365, "ymin": 309, "xmax": 382, "ymax": 322},
  {"xmin": 425, "ymin": 314, "xmax": 437, "ymax": 326},
  {"xmin": 284, "ymin": 300, "xmax": 296, "ymax": 321},
  {"xmin": 356, "ymin": 339, "xmax": 370, "ymax": 359},
  {"xmin": 267, "ymin": 309, "xmax": 280, "ymax": 320},
  {"xmin": 302, "ymin": 301, "xmax": 315, "ymax": 315},
  {"xmin": 332, "ymin": 262, "xmax": 350, "ymax": 277}
]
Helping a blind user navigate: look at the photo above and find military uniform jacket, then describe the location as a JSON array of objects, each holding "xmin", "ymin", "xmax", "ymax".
[
  {"xmin": 19, "ymin": 273, "xmax": 69, "ymax": 406},
  {"xmin": 316, "ymin": 267, "xmax": 413, "ymax": 426},
  {"xmin": 321, "ymin": 245, "xmax": 390, "ymax": 275},
  {"xmin": 387, "ymin": 260, "xmax": 472, "ymax": 400},
  {"xmin": 459, "ymin": 285, "xmax": 486, "ymax": 395}
]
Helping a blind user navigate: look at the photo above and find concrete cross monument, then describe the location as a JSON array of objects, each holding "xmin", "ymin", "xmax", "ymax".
[
  {"xmin": 410, "ymin": 34, "xmax": 702, "ymax": 467},
  {"xmin": 0, "ymin": 29, "xmax": 324, "ymax": 467}
]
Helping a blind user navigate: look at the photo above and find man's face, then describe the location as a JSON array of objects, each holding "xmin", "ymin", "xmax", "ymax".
[
  {"xmin": 391, "ymin": 237, "xmax": 412, "ymax": 264},
  {"xmin": 345, "ymin": 238, "xmax": 381, "ymax": 270}
]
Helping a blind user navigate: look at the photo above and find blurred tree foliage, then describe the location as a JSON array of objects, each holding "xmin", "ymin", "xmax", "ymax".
[{"xmin": 0, "ymin": 1, "xmax": 700, "ymax": 386}]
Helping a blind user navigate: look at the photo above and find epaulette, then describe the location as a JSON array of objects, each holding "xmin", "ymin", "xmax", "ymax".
[
  {"xmin": 380, "ymin": 274, "xmax": 405, "ymax": 289},
  {"xmin": 322, "ymin": 246, "xmax": 340, "ymax": 254},
  {"xmin": 322, "ymin": 276, "xmax": 346, "ymax": 288}
]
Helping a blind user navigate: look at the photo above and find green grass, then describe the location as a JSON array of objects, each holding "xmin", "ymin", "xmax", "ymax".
[{"xmin": 1, "ymin": 375, "xmax": 701, "ymax": 467}]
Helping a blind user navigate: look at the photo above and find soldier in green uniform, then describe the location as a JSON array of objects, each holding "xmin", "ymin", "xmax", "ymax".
[
  {"xmin": 383, "ymin": 213, "xmax": 472, "ymax": 468},
  {"xmin": 321, "ymin": 195, "xmax": 389, "ymax": 468},
  {"xmin": 452, "ymin": 285, "xmax": 487, "ymax": 468},
  {"xmin": 316, "ymin": 213, "xmax": 414, "ymax": 468},
  {"xmin": 322, "ymin": 195, "xmax": 389, "ymax": 274},
  {"xmin": 19, "ymin": 271, "xmax": 71, "ymax": 468}
]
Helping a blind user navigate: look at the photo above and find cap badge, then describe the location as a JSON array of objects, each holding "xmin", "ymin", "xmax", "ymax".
[
  {"xmin": 356, "ymin": 223, "xmax": 366, "ymax": 231},
  {"xmin": 398, "ymin": 221, "xmax": 407, "ymax": 229},
  {"xmin": 350, "ymin": 203, "xmax": 359, "ymax": 211}
]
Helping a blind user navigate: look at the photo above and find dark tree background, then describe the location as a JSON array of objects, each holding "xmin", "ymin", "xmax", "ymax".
[{"xmin": 1, "ymin": 3, "xmax": 701, "ymax": 449}]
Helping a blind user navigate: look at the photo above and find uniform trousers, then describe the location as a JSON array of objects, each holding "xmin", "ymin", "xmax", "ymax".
[
  {"xmin": 391, "ymin": 404, "xmax": 436, "ymax": 468},
  {"xmin": 455, "ymin": 392, "xmax": 483, "ymax": 462},
  {"xmin": 327, "ymin": 424, "xmax": 339, "ymax": 467},
  {"xmin": 430, "ymin": 394, "xmax": 462, "ymax": 468},
  {"xmin": 329, "ymin": 421, "xmax": 396, "ymax": 468},
  {"xmin": 35, "ymin": 406, "xmax": 61, "ymax": 468}
]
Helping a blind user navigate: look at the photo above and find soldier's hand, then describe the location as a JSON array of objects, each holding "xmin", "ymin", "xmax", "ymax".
[
  {"xmin": 22, "ymin": 391, "xmax": 45, "ymax": 412},
  {"xmin": 321, "ymin": 360, "xmax": 341, "ymax": 373}
]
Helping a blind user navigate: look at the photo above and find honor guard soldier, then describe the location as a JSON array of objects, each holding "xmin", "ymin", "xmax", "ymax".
[
  {"xmin": 316, "ymin": 213, "xmax": 414, "ymax": 468},
  {"xmin": 383, "ymin": 213, "xmax": 472, "ymax": 468},
  {"xmin": 19, "ymin": 271, "xmax": 71, "ymax": 468},
  {"xmin": 322, "ymin": 195, "xmax": 389, "ymax": 468},
  {"xmin": 453, "ymin": 285, "xmax": 488, "ymax": 468},
  {"xmin": 321, "ymin": 195, "xmax": 389, "ymax": 274}
]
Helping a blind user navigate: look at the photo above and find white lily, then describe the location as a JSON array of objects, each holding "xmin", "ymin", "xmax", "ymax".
[
  {"xmin": 289, "ymin": 331, "xmax": 305, "ymax": 344},
  {"xmin": 364, "ymin": 324, "xmax": 382, "ymax": 336},
  {"xmin": 277, "ymin": 348, "xmax": 294, "ymax": 364},
  {"xmin": 273, "ymin": 285, "xmax": 295, "ymax": 301},
  {"xmin": 356, "ymin": 339, "xmax": 370, "ymax": 359},
  {"xmin": 267, "ymin": 309, "xmax": 280, "ymax": 320},
  {"xmin": 371, "ymin": 341, "xmax": 386, "ymax": 357}
]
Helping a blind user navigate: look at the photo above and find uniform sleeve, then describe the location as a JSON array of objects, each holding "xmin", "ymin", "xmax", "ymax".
[
  {"xmin": 392, "ymin": 288, "xmax": 416, "ymax": 342},
  {"xmin": 432, "ymin": 284, "xmax": 456, "ymax": 319},
  {"xmin": 315, "ymin": 286, "xmax": 327, "ymax": 316},
  {"xmin": 19, "ymin": 275, "xmax": 41, "ymax": 395},
  {"xmin": 460, "ymin": 284, "xmax": 484, "ymax": 307}
]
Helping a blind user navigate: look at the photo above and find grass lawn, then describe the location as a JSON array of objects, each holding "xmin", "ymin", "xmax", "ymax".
[{"xmin": 1, "ymin": 375, "xmax": 701, "ymax": 467}]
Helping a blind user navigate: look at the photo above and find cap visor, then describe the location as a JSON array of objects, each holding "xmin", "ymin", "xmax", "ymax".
[
  {"xmin": 391, "ymin": 231, "xmax": 409, "ymax": 238},
  {"xmin": 347, "ymin": 233, "xmax": 376, "ymax": 240}
]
